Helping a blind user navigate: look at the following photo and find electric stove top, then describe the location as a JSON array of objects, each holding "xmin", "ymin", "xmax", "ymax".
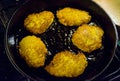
[{"xmin": 0, "ymin": 0, "xmax": 120, "ymax": 81}]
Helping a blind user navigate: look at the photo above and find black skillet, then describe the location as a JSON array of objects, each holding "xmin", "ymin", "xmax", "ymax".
[{"xmin": 5, "ymin": 0, "xmax": 118, "ymax": 81}]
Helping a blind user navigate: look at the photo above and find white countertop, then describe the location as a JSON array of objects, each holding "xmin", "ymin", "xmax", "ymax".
[{"xmin": 93, "ymin": 0, "xmax": 120, "ymax": 26}]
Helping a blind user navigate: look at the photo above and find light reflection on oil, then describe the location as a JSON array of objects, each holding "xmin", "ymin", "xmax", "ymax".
[{"xmin": 8, "ymin": 36, "xmax": 15, "ymax": 45}]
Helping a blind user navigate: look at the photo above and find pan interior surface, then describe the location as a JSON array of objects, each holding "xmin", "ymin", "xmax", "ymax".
[{"xmin": 5, "ymin": 0, "xmax": 117, "ymax": 81}]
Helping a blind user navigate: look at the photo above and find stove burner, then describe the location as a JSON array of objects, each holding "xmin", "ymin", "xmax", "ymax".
[{"xmin": 0, "ymin": 0, "xmax": 120, "ymax": 81}]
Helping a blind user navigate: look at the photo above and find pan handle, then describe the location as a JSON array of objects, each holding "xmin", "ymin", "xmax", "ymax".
[
  {"xmin": 0, "ymin": 1, "xmax": 8, "ymax": 28},
  {"xmin": 0, "ymin": 9, "xmax": 8, "ymax": 28},
  {"xmin": 0, "ymin": 0, "xmax": 29, "ymax": 28}
]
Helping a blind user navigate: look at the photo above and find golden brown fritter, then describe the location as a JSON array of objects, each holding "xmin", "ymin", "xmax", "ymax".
[
  {"xmin": 72, "ymin": 24, "xmax": 104, "ymax": 53},
  {"xmin": 56, "ymin": 7, "xmax": 91, "ymax": 26},
  {"xmin": 19, "ymin": 35, "xmax": 48, "ymax": 68},
  {"xmin": 24, "ymin": 11, "xmax": 54, "ymax": 34},
  {"xmin": 45, "ymin": 51, "xmax": 88, "ymax": 77}
]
